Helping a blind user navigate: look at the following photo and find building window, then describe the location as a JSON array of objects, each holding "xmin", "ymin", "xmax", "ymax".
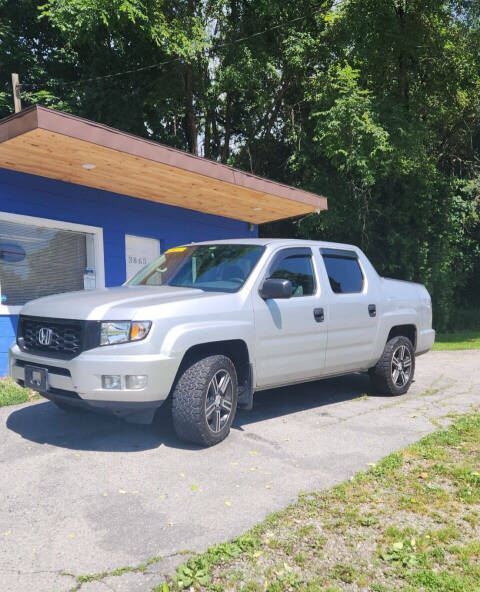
[
  {"xmin": 0, "ymin": 214, "xmax": 104, "ymax": 311},
  {"xmin": 322, "ymin": 253, "xmax": 364, "ymax": 294}
]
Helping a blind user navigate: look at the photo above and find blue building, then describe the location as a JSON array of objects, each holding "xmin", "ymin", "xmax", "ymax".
[{"xmin": 0, "ymin": 106, "xmax": 327, "ymax": 375}]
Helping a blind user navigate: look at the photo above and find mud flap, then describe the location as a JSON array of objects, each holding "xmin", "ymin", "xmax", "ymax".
[{"xmin": 237, "ymin": 364, "xmax": 254, "ymax": 410}]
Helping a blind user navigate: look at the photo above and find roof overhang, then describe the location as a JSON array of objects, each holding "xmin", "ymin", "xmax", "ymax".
[{"xmin": 0, "ymin": 106, "xmax": 327, "ymax": 224}]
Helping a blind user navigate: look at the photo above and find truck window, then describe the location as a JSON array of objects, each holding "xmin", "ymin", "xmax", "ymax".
[
  {"xmin": 321, "ymin": 252, "xmax": 364, "ymax": 294},
  {"xmin": 267, "ymin": 252, "xmax": 315, "ymax": 297}
]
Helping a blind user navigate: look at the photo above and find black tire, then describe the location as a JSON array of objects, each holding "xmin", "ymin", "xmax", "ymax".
[
  {"xmin": 369, "ymin": 336, "xmax": 415, "ymax": 396},
  {"xmin": 171, "ymin": 355, "xmax": 238, "ymax": 446}
]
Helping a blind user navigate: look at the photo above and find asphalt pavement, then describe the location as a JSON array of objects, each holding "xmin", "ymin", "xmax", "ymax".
[{"xmin": 1, "ymin": 350, "xmax": 479, "ymax": 592}]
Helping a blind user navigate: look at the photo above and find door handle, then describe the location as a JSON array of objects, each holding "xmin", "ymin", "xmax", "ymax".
[
  {"xmin": 313, "ymin": 307, "xmax": 324, "ymax": 323},
  {"xmin": 368, "ymin": 304, "xmax": 376, "ymax": 317}
]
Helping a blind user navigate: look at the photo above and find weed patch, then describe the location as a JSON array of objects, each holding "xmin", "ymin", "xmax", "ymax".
[
  {"xmin": 154, "ymin": 411, "xmax": 480, "ymax": 591},
  {"xmin": 0, "ymin": 376, "xmax": 40, "ymax": 407}
]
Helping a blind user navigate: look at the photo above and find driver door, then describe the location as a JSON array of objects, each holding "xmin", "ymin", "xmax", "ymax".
[{"xmin": 252, "ymin": 247, "xmax": 327, "ymax": 388}]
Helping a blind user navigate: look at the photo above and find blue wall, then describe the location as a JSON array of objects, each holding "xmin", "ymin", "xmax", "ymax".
[{"xmin": 0, "ymin": 168, "xmax": 257, "ymax": 375}]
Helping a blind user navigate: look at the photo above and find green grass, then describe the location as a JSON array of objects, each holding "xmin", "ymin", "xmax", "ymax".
[
  {"xmin": 66, "ymin": 556, "xmax": 165, "ymax": 592},
  {"xmin": 147, "ymin": 411, "xmax": 480, "ymax": 592},
  {"xmin": 0, "ymin": 376, "xmax": 40, "ymax": 407},
  {"xmin": 433, "ymin": 331, "xmax": 480, "ymax": 351}
]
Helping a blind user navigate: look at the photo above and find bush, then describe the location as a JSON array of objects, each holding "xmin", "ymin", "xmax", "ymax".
[{"xmin": 0, "ymin": 376, "xmax": 39, "ymax": 407}]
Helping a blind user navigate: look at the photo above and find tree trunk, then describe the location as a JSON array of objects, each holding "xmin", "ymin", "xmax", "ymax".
[
  {"xmin": 203, "ymin": 65, "xmax": 213, "ymax": 159},
  {"xmin": 222, "ymin": 93, "xmax": 232, "ymax": 163},
  {"xmin": 396, "ymin": 2, "xmax": 409, "ymax": 105},
  {"xmin": 399, "ymin": 51, "xmax": 409, "ymax": 104},
  {"xmin": 211, "ymin": 110, "xmax": 220, "ymax": 158},
  {"xmin": 184, "ymin": 64, "xmax": 198, "ymax": 155},
  {"xmin": 204, "ymin": 111, "xmax": 212, "ymax": 159}
]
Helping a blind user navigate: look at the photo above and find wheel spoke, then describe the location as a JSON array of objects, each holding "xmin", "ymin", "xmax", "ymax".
[
  {"xmin": 213, "ymin": 409, "xmax": 221, "ymax": 432},
  {"xmin": 392, "ymin": 369, "xmax": 400, "ymax": 384},
  {"xmin": 205, "ymin": 401, "xmax": 216, "ymax": 419},
  {"xmin": 218, "ymin": 373, "xmax": 231, "ymax": 395},
  {"xmin": 403, "ymin": 358, "xmax": 412, "ymax": 368},
  {"xmin": 211, "ymin": 374, "xmax": 220, "ymax": 395},
  {"xmin": 220, "ymin": 398, "xmax": 232, "ymax": 412},
  {"xmin": 392, "ymin": 356, "xmax": 401, "ymax": 368}
]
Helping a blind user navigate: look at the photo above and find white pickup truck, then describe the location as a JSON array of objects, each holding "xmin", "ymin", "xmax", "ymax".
[{"xmin": 10, "ymin": 239, "xmax": 435, "ymax": 446}]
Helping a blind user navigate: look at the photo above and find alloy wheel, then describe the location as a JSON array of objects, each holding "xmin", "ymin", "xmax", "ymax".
[
  {"xmin": 391, "ymin": 344, "xmax": 412, "ymax": 387},
  {"xmin": 205, "ymin": 369, "xmax": 234, "ymax": 433}
]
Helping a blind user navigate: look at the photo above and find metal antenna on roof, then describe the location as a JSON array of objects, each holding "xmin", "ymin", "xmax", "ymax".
[{"xmin": 11, "ymin": 74, "xmax": 22, "ymax": 113}]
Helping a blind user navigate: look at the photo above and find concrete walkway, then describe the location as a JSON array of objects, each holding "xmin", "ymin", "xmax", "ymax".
[{"xmin": 0, "ymin": 350, "xmax": 478, "ymax": 592}]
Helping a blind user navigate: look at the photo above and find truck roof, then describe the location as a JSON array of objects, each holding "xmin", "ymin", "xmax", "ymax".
[{"xmin": 189, "ymin": 237, "xmax": 361, "ymax": 251}]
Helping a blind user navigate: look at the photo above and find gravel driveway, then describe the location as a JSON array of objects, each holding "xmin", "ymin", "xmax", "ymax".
[{"xmin": 1, "ymin": 350, "xmax": 479, "ymax": 592}]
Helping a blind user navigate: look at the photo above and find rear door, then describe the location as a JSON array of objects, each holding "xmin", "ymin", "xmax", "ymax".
[
  {"xmin": 319, "ymin": 248, "xmax": 379, "ymax": 372},
  {"xmin": 252, "ymin": 247, "xmax": 327, "ymax": 388}
]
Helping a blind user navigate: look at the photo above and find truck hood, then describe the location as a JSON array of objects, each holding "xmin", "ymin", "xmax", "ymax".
[{"xmin": 19, "ymin": 285, "xmax": 208, "ymax": 320}]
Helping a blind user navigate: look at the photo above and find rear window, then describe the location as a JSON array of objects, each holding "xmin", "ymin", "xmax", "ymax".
[{"xmin": 321, "ymin": 251, "xmax": 364, "ymax": 294}]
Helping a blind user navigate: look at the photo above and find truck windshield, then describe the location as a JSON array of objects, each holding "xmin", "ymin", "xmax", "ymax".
[{"xmin": 126, "ymin": 244, "xmax": 265, "ymax": 293}]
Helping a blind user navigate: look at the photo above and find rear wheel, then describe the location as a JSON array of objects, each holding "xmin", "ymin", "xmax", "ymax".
[
  {"xmin": 172, "ymin": 355, "xmax": 238, "ymax": 446},
  {"xmin": 369, "ymin": 336, "xmax": 415, "ymax": 395}
]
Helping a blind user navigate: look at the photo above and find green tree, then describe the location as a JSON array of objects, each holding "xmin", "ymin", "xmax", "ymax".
[
  {"xmin": 265, "ymin": 0, "xmax": 480, "ymax": 329},
  {"xmin": 0, "ymin": 0, "xmax": 478, "ymax": 329}
]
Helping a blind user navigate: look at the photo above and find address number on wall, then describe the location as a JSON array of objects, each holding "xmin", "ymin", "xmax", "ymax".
[{"xmin": 125, "ymin": 235, "xmax": 160, "ymax": 281}]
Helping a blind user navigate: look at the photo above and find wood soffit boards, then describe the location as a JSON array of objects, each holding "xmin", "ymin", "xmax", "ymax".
[{"xmin": 0, "ymin": 106, "xmax": 327, "ymax": 224}]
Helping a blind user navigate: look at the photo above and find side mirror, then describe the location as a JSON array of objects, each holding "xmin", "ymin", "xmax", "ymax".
[{"xmin": 259, "ymin": 278, "xmax": 293, "ymax": 300}]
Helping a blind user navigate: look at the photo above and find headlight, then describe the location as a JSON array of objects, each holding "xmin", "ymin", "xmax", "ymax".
[
  {"xmin": 100, "ymin": 321, "xmax": 130, "ymax": 345},
  {"xmin": 100, "ymin": 321, "xmax": 152, "ymax": 346}
]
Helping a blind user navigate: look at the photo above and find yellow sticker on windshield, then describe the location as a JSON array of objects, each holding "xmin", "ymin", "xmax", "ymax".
[{"xmin": 165, "ymin": 246, "xmax": 187, "ymax": 254}]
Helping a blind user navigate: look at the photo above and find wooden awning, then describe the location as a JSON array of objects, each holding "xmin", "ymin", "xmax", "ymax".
[{"xmin": 0, "ymin": 106, "xmax": 327, "ymax": 224}]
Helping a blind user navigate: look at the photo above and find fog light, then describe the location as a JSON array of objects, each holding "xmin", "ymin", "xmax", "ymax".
[
  {"xmin": 102, "ymin": 375, "xmax": 121, "ymax": 389},
  {"xmin": 125, "ymin": 375, "xmax": 148, "ymax": 390}
]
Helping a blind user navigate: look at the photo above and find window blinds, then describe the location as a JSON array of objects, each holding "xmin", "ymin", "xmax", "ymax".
[{"xmin": 0, "ymin": 220, "xmax": 89, "ymax": 306}]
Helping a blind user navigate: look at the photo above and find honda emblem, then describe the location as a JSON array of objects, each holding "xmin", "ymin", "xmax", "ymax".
[{"xmin": 37, "ymin": 327, "xmax": 53, "ymax": 346}]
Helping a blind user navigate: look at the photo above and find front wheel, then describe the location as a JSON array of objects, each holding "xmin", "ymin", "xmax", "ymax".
[
  {"xmin": 172, "ymin": 355, "xmax": 238, "ymax": 446},
  {"xmin": 369, "ymin": 336, "xmax": 415, "ymax": 395}
]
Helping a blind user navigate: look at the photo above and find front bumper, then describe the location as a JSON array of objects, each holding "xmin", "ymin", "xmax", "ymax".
[{"xmin": 9, "ymin": 343, "xmax": 181, "ymax": 423}]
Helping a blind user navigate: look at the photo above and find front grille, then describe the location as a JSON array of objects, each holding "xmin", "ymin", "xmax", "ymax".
[{"xmin": 17, "ymin": 316, "xmax": 100, "ymax": 360}]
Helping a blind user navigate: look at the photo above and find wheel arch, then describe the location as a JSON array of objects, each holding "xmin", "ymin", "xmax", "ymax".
[
  {"xmin": 172, "ymin": 339, "xmax": 251, "ymax": 393},
  {"xmin": 387, "ymin": 324, "xmax": 417, "ymax": 350}
]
